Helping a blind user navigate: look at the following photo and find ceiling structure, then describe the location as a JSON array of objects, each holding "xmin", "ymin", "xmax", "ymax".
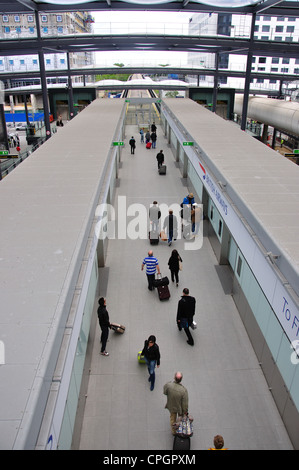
[
  {"xmin": 0, "ymin": 1, "xmax": 298, "ymax": 60},
  {"xmin": 0, "ymin": 0, "xmax": 298, "ymax": 15}
]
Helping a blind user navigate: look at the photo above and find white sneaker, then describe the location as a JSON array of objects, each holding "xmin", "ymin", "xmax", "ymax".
[{"xmin": 101, "ymin": 351, "xmax": 109, "ymax": 356}]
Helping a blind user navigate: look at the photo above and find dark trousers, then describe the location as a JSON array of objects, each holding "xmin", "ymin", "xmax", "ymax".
[
  {"xmin": 146, "ymin": 273, "xmax": 155, "ymax": 291},
  {"xmin": 184, "ymin": 326, "xmax": 194, "ymax": 345},
  {"xmin": 100, "ymin": 326, "xmax": 109, "ymax": 352},
  {"xmin": 171, "ymin": 269, "xmax": 179, "ymax": 284}
]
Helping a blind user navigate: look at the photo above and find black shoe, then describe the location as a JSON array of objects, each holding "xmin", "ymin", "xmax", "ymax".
[{"xmin": 187, "ymin": 340, "xmax": 194, "ymax": 346}]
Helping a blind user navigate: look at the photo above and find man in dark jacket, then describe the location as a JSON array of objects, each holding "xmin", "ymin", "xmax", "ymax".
[
  {"xmin": 156, "ymin": 150, "xmax": 164, "ymax": 169},
  {"xmin": 97, "ymin": 297, "xmax": 111, "ymax": 356},
  {"xmin": 163, "ymin": 209, "xmax": 178, "ymax": 246},
  {"xmin": 177, "ymin": 288, "xmax": 196, "ymax": 346}
]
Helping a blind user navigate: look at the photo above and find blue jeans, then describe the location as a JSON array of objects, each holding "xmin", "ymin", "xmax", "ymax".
[{"xmin": 145, "ymin": 358, "xmax": 156, "ymax": 389}]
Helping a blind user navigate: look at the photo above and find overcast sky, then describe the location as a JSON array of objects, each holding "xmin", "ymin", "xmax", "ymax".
[{"xmin": 93, "ymin": 10, "xmax": 191, "ymax": 66}]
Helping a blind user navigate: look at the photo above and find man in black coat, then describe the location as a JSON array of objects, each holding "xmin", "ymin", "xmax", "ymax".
[
  {"xmin": 156, "ymin": 150, "xmax": 164, "ymax": 169},
  {"xmin": 97, "ymin": 297, "xmax": 111, "ymax": 356},
  {"xmin": 177, "ymin": 288, "xmax": 196, "ymax": 346}
]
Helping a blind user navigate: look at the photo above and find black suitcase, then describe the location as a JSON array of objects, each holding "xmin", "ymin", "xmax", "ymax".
[
  {"xmin": 153, "ymin": 276, "xmax": 169, "ymax": 287},
  {"xmin": 149, "ymin": 230, "xmax": 159, "ymax": 245},
  {"xmin": 159, "ymin": 165, "xmax": 166, "ymax": 175},
  {"xmin": 173, "ymin": 435, "xmax": 190, "ymax": 450},
  {"xmin": 157, "ymin": 283, "xmax": 170, "ymax": 301}
]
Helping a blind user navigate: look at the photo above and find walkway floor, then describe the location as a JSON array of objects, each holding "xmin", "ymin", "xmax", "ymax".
[{"xmin": 76, "ymin": 123, "xmax": 293, "ymax": 451}]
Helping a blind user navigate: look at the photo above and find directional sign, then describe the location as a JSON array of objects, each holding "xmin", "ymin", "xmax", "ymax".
[
  {"xmin": 113, "ymin": 141, "xmax": 124, "ymax": 146},
  {"xmin": 293, "ymin": 149, "xmax": 299, "ymax": 154},
  {"xmin": 0, "ymin": 151, "xmax": 9, "ymax": 156},
  {"xmin": 183, "ymin": 142, "xmax": 194, "ymax": 146}
]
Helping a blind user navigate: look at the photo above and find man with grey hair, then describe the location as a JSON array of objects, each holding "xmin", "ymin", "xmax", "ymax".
[{"xmin": 163, "ymin": 372, "xmax": 189, "ymax": 435}]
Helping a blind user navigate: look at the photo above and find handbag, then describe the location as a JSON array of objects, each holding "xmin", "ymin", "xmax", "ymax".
[
  {"xmin": 179, "ymin": 260, "xmax": 183, "ymax": 271},
  {"xmin": 175, "ymin": 414, "xmax": 194, "ymax": 438},
  {"xmin": 137, "ymin": 351, "xmax": 146, "ymax": 364}
]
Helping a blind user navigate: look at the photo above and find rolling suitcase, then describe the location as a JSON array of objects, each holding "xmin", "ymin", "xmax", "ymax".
[
  {"xmin": 110, "ymin": 323, "xmax": 125, "ymax": 334},
  {"xmin": 149, "ymin": 230, "xmax": 159, "ymax": 245},
  {"xmin": 173, "ymin": 435, "xmax": 190, "ymax": 450},
  {"xmin": 153, "ymin": 275, "xmax": 169, "ymax": 288},
  {"xmin": 157, "ymin": 283, "xmax": 170, "ymax": 301},
  {"xmin": 146, "ymin": 142, "xmax": 152, "ymax": 149},
  {"xmin": 159, "ymin": 164, "xmax": 166, "ymax": 175}
]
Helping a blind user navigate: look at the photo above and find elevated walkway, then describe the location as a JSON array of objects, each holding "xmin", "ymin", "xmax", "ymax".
[{"xmin": 74, "ymin": 123, "xmax": 293, "ymax": 450}]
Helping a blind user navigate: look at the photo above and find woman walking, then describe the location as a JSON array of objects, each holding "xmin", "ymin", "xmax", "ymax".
[
  {"xmin": 168, "ymin": 249, "xmax": 182, "ymax": 287},
  {"xmin": 141, "ymin": 335, "xmax": 160, "ymax": 391}
]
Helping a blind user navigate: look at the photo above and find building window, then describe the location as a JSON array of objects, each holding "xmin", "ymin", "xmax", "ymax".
[
  {"xmin": 281, "ymin": 68, "xmax": 289, "ymax": 73},
  {"xmin": 256, "ymin": 78, "xmax": 264, "ymax": 83},
  {"xmin": 43, "ymin": 27, "xmax": 48, "ymax": 34},
  {"xmin": 9, "ymin": 60, "xmax": 14, "ymax": 66},
  {"xmin": 262, "ymin": 25, "xmax": 270, "ymax": 32},
  {"xmin": 263, "ymin": 16, "xmax": 271, "ymax": 21},
  {"xmin": 3, "ymin": 15, "xmax": 8, "ymax": 22},
  {"xmin": 272, "ymin": 57, "xmax": 279, "ymax": 64},
  {"xmin": 294, "ymin": 69, "xmax": 299, "ymax": 74},
  {"xmin": 261, "ymin": 36, "xmax": 269, "ymax": 40},
  {"xmin": 56, "ymin": 15, "xmax": 62, "ymax": 22},
  {"xmin": 4, "ymin": 26, "xmax": 10, "ymax": 33},
  {"xmin": 16, "ymin": 27, "xmax": 21, "ymax": 34},
  {"xmin": 14, "ymin": 15, "xmax": 20, "ymax": 22},
  {"xmin": 27, "ymin": 15, "xmax": 34, "ymax": 22},
  {"xmin": 286, "ymin": 26, "xmax": 295, "ymax": 33},
  {"xmin": 60, "ymin": 59, "xmax": 65, "ymax": 65},
  {"xmin": 277, "ymin": 16, "xmax": 285, "ymax": 21},
  {"xmin": 46, "ymin": 59, "xmax": 51, "ymax": 65},
  {"xmin": 33, "ymin": 59, "xmax": 38, "ymax": 65},
  {"xmin": 258, "ymin": 67, "xmax": 265, "ymax": 71},
  {"xmin": 57, "ymin": 26, "xmax": 63, "ymax": 34},
  {"xmin": 282, "ymin": 58, "xmax": 290, "ymax": 64},
  {"xmin": 270, "ymin": 67, "xmax": 278, "ymax": 72},
  {"xmin": 258, "ymin": 57, "xmax": 266, "ymax": 63},
  {"xmin": 29, "ymin": 27, "xmax": 34, "ymax": 34},
  {"xmin": 41, "ymin": 15, "xmax": 47, "ymax": 22},
  {"xmin": 275, "ymin": 26, "xmax": 284, "ymax": 33},
  {"xmin": 20, "ymin": 59, "xmax": 25, "ymax": 65},
  {"xmin": 274, "ymin": 36, "xmax": 282, "ymax": 41},
  {"xmin": 269, "ymin": 80, "xmax": 277, "ymax": 84}
]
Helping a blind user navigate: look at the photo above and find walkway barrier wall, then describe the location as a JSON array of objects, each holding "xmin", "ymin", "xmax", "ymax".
[
  {"xmin": 36, "ymin": 104, "xmax": 126, "ymax": 450},
  {"xmin": 161, "ymin": 100, "xmax": 299, "ymax": 449}
]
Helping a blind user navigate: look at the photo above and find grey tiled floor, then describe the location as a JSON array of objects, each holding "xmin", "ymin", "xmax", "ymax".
[{"xmin": 77, "ymin": 124, "xmax": 293, "ymax": 450}]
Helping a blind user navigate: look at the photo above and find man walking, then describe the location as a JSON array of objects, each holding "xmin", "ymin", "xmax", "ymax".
[
  {"xmin": 156, "ymin": 150, "xmax": 164, "ymax": 169},
  {"xmin": 141, "ymin": 250, "xmax": 160, "ymax": 291},
  {"xmin": 97, "ymin": 297, "xmax": 111, "ymax": 356},
  {"xmin": 163, "ymin": 209, "xmax": 178, "ymax": 246},
  {"xmin": 163, "ymin": 372, "xmax": 189, "ymax": 435},
  {"xmin": 129, "ymin": 136, "xmax": 136, "ymax": 154},
  {"xmin": 177, "ymin": 288, "xmax": 196, "ymax": 345},
  {"xmin": 149, "ymin": 201, "xmax": 161, "ymax": 233}
]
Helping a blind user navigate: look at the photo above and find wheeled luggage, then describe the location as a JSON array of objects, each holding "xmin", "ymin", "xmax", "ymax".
[
  {"xmin": 149, "ymin": 230, "xmax": 159, "ymax": 245},
  {"xmin": 157, "ymin": 283, "xmax": 170, "ymax": 301},
  {"xmin": 110, "ymin": 323, "xmax": 125, "ymax": 334},
  {"xmin": 153, "ymin": 275, "xmax": 169, "ymax": 288},
  {"xmin": 173, "ymin": 435, "xmax": 190, "ymax": 450},
  {"xmin": 146, "ymin": 142, "xmax": 152, "ymax": 149},
  {"xmin": 159, "ymin": 164, "xmax": 166, "ymax": 175}
]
